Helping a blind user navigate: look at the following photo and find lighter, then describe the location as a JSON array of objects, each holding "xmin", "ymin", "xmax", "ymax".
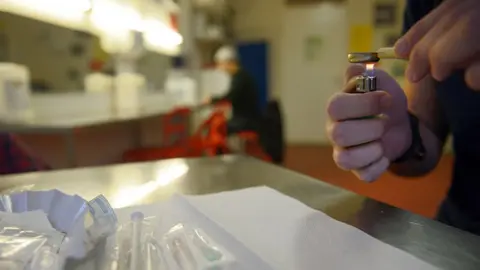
[
  {"xmin": 355, "ymin": 63, "xmax": 377, "ymax": 93},
  {"xmin": 347, "ymin": 52, "xmax": 379, "ymax": 93}
]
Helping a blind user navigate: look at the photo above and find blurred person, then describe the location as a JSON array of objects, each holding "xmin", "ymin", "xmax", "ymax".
[
  {"xmin": 209, "ymin": 45, "xmax": 262, "ymax": 135},
  {"xmin": 0, "ymin": 134, "xmax": 49, "ymax": 175},
  {"xmin": 325, "ymin": 0, "xmax": 480, "ymax": 235}
]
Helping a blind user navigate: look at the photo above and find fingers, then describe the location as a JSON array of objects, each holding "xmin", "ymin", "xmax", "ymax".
[
  {"xmin": 429, "ymin": 8, "xmax": 480, "ymax": 81},
  {"xmin": 465, "ymin": 61, "xmax": 480, "ymax": 90},
  {"xmin": 353, "ymin": 157, "xmax": 390, "ymax": 183},
  {"xmin": 399, "ymin": 0, "xmax": 480, "ymax": 82},
  {"xmin": 328, "ymin": 117, "xmax": 388, "ymax": 183},
  {"xmin": 327, "ymin": 91, "xmax": 391, "ymax": 121},
  {"xmin": 327, "ymin": 118, "xmax": 385, "ymax": 147},
  {"xmin": 333, "ymin": 142, "xmax": 383, "ymax": 171},
  {"xmin": 395, "ymin": 0, "xmax": 457, "ymax": 58},
  {"xmin": 333, "ymin": 143, "xmax": 389, "ymax": 183},
  {"xmin": 405, "ymin": 2, "xmax": 466, "ymax": 82}
]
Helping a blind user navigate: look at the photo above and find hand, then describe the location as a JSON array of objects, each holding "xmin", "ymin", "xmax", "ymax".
[
  {"xmin": 326, "ymin": 65, "xmax": 412, "ymax": 182},
  {"xmin": 395, "ymin": 0, "xmax": 480, "ymax": 89}
]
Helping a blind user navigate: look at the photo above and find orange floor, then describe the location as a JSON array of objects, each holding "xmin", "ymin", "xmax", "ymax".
[{"xmin": 284, "ymin": 145, "xmax": 453, "ymax": 218}]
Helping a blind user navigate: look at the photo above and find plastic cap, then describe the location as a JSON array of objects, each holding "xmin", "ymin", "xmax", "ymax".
[
  {"xmin": 214, "ymin": 45, "xmax": 237, "ymax": 63},
  {"xmin": 89, "ymin": 60, "xmax": 104, "ymax": 72}
]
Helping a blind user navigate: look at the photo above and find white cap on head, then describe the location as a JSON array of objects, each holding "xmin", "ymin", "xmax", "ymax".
[{"xmin": 214, "ymin": 45, "xmax": 237, "ymax": 63}]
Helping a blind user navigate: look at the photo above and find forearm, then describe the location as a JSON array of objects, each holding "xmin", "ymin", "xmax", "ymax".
[{"xmin": 389, "ymin": 119, "xmax": 444, "ymax": 177}]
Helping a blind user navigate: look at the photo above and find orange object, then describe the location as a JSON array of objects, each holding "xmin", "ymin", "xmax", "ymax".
[
  {"xmin": 123, "ymin": 104, "xmax": 230, "ymax": 162},
  {"xmin": 123, "ymin": 107, "xmax": 194, "ymax": 162},
  {"xmin": 201, "ymin": 110, "xmax": 229, "ymax": 156},
  {"xmin": 161, "ymin": 107, "xmax": 191, "ymax": 146},
  {"xmin": 123, "ymin": 101, "xmax": 272, "ymax": 163},
  {"xmin": 169, "ymin": 14, "xmax": 178, "ymax": 30},
  {"xmin": 89, "ymin": 59, "xmax": 104, "ymax": 72}
]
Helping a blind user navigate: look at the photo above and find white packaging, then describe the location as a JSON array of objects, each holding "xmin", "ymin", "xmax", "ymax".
[
  {"xmin": 201, "ymin": 69, "xmax": 230, "ymax": 98},
  {"xmin": 0, "ymin": 191, "xmax": 118, "ymax": 262},
  {"xmin": 163, "ymin": 223, "xmax": 235, "ymax": 270},
  {"xmin": 84, "ymin": 72, "xmax": 114, "ymax": 93},
  {"xmin": 0, "ymin": 227, "xmax": 49, "ymax": 269},
  {"xmin": 113, "ymin": 72, "xmax": 146, "ymax": 116},
  {"xmin": 102, "ymin": 212, "xmax": 235, "ymax": 270},
  {"xmin": 165, "ymin": 69, "xmax": 197, "ymax": 107},
  {"xmin": 0, "ymin": 63, "xmax": 32, "ymax": 120}
]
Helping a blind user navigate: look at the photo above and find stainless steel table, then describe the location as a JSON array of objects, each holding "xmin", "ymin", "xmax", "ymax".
[
  {"xmin": 0, "ymin": 107, "xmax": 175, "ymax": 168},
  {"xmin": 0, "ymin": 155, "xmax": 478, "ymax": 269},
  {"xmin": 0, "ymin": 104, "xmax": 205, "ymax": 168}
]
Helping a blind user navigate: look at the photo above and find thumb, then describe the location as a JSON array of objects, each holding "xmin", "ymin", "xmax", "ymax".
[
  {"xmin": 346, "ymin": 66, "xmax": 408, "ymax": 118},
  {"xmin": 344, "ymin": 64, "xmax": 365, "ymax": 84}
]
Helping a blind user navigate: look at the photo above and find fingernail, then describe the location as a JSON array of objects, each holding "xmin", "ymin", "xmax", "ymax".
[
  {"xmin": 395, "ymin": 38, "xmax": 409, "ymax": 57},
  {"xmin": 432, "ymin": 67, "xmax": 449, "ymax": 82}
]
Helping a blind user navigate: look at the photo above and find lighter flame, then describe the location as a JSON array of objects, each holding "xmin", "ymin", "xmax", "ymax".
[{"xmin": 365, "ymin": 63, "xmax": 375, "ymax": 76}]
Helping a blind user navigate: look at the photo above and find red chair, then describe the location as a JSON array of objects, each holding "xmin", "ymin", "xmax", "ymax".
[
  {"xmin": 200, "ymin": 101, "xmax": 271, "ymax": 161},
  {"xmin": 161, "ymin": 107, "xmax": 191, "ymax": 147},
  {"xmin": 200, "ymin": 110, "xmax": 229, "ymax": 156},
  {"xmin": 237, "ymin": 131, "xmax": 271, "ymax": 162},
  {"xmin": 123, "ymin": 104, "xmax": 230, "ymax": 162},
  {"xmin": 123, "ymin": 107, "xmax": 195, "ymax": 162}
]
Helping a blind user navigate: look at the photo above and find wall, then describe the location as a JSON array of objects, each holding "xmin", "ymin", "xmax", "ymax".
[
  {"xmin": 0, "ymin": 12, "xmax": 171, "ymax": 91},
  {"xmin": 232, "ymin": 0, "xmax": 406, "ymax": 144},
  {"xmin": 0, "ymin": 12, "xmax": 95, "ymax": 91},
  {"xmin": 231, "ymin": 0, "xmax": 285, "ymax": 99}
]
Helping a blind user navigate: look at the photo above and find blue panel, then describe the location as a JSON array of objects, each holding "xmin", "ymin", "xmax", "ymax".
[{"xmin": 237, "ymin": 41, "xmax": 269, "ymax": 111}]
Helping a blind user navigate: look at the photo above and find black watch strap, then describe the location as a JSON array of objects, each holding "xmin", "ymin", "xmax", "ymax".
[{"xmin": 392, "ymin": 112, "xmax": 426, "ymax": 163}]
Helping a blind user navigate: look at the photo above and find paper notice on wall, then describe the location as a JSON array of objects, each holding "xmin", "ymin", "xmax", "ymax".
[
  {"xmin": 348, "ymin": 24, "xmax": 373, "ymax": 52},
  {"xmin": 304, "ymin": 36, "xmax": 323, "ymax": 61}
]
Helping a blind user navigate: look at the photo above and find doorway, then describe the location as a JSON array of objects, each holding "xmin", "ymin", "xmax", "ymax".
[{"xmin": 279, "ymin": 4, "xmax": 348, "ymax": 144}]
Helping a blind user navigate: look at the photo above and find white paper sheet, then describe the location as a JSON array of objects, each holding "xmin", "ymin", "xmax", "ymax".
[
  {"xmin": 115, "ymin": 187, "xmax": 438, "ymax": 270},
  {"xmin": 179, "ymin": 187, "xmax": 439, "ymax": 270}
]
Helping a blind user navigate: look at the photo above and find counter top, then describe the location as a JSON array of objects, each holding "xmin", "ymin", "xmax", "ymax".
[
  {"xmin": 0, "ymin": 106, "xmax": 175, "ymax": 132},
  {"xmin": 0, "ymin": 155, "xmax": 478, "ymax": 269},
  {"xmin": 0, "ymin": 91, "xmax": 205, "ymax": 132}
]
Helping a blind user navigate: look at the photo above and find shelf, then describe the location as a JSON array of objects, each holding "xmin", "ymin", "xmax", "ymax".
[
  {"xmin": 196, "ymin": 37, "xmax": 225, "ymax": 45},
  {"xmin": 194, "ymin": 0, "xmax": 231, "ymax": 17}
]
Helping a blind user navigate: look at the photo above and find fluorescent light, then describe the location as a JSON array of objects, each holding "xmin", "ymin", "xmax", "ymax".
[
  {"xmin": 91, "ymin": 0, "xmax": 143, "ymax": 33},
  {"xmin": 3, "ymin": 0, "xmax": 90, "ymax": 20},
  {"xmin": 143, "ymin": 19, "xmax": 183, "ymax": 51}
]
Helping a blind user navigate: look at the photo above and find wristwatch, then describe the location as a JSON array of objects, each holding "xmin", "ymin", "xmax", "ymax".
[{"xmin": 392, "ymin": 112, "xmax": 426, "ymax": 163}]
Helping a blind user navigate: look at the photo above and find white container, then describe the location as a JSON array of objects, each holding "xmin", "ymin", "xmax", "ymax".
[
  {"xmin": 140, "ymin": 91, "xmax": 171, "ymax": 114},
  {"xmin": 31, "ymin": 92, "xmax": 112, "ymax": 119},
  {"xmin": 164, "ymin": 69, "xmax": 197, "ymax": 107},
  {"xmin": 0, "ymin": 63, "xmax": 32, "ymax": 120},
  {"xmin": 84, "ymin": 72, "xmax": 114, "ymax": 92},
  {"xmin": 113, "ymin": 72, "xmax": 146, "ymax": 116},
  {"xmin": 201, "ymin": 69, "xmax": 230, "ymax": 98}
]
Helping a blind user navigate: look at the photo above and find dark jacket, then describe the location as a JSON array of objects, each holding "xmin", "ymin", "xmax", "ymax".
[{"xmin": 212, "ymin": 68, "xmax": 261, "ymax": 121}]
